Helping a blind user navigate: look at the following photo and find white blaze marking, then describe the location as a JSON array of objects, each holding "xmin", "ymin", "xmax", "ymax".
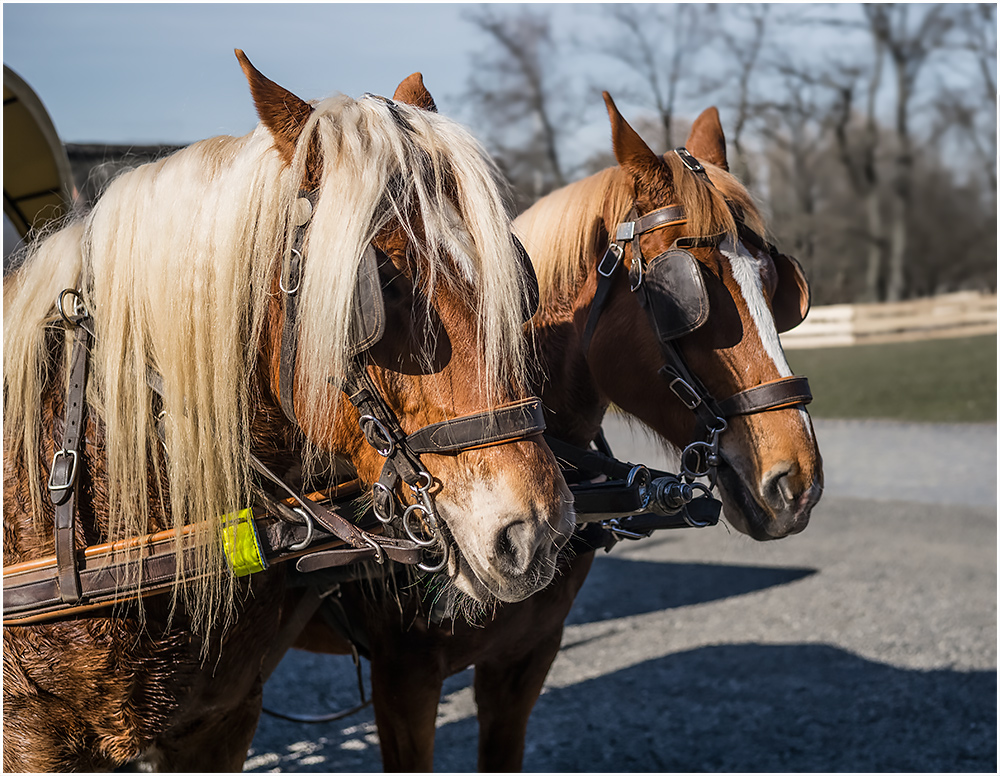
[
  {"xmin": 720, "ymin": 236, "xmax": 792, "ymax": 377},
  {"xmin": 721, "ymin": 237, "xmax": 813, "ymax": 435}
]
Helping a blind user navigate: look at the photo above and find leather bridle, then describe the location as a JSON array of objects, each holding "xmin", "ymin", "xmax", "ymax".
[
  {"xmin": 274, "ymin": 190, "xmax": 548, "ymax": 572},
  {"xmin": 581, "ymin": 148, "xmax": 813, "ymax": 490}
]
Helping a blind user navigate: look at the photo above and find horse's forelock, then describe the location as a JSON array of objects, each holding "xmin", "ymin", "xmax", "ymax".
[{"xmin": 293, "ymin": 96, "xmax": 530, "ymax": 415}]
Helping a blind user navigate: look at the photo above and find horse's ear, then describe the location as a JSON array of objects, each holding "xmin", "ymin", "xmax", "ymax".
[
  {"xmin": 393, "ymin": 73, "xmax": 437, "ymax": 112},
  {"xmin": 685, "ymin": 107, "xmax": 728, "ymax": 172},
  {"xmin": 236, "ymin": 49, "xmax": 313, "ymax": 164},
  {"xmin": 603, "ymin": 92, "xmax": 672, "ymax": 192}
]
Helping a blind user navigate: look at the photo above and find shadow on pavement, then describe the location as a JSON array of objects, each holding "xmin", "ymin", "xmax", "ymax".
[
  {"xmin": 566, "ymin": 554, "xmax": 817, "ymax": 626},
  {"xmin": 436, "ymin": 643, "xmax": 996, "ymax": 772}
]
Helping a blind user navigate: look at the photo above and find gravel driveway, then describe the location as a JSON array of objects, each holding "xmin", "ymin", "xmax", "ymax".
[{"xmin": 246, "ymin": 417, "xmax": 997, "ymax": 772}]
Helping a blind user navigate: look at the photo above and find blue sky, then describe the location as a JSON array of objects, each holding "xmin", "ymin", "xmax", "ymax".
[
  {"xmin": 4, "ymin": 3, "xmax": 504, "ymax": 144},
  {"xmin": 7, "ymin": 3, "xmax": 974, "ymax": 164}
]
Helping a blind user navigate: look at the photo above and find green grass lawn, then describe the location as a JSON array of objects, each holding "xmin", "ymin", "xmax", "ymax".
[{"xmin": 785, "ymin": 335, "xmax": 997, "ymax": 424}]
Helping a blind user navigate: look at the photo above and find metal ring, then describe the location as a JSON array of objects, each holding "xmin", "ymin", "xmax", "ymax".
[
  {"xmin": 683, "ymin": 483, "xmax": 715, "ymax": 528},
  {"xmin": 287, "ymin": 507, "xmax": 315, "ymax": 551},
  {"xmin": 56, "ymin": 288, "xmax": 88, "ymax": 326},
  {"xmin": 681, "ymin": 441, "xmax": 713, "ymax": 479},
  {"xmin": 359, "ymin": 415, "xmax": 396, "ymax": 457},
  {"xmin": 279, "ymin": 248, "xmax": 302, "ymax": 295},
  {"xmin": 403, "ymin": 503, "xmax": 440, "ymax": 547},
  {"xmin": 626, "ymin": 465, "xmax": 651, "ymax": 510},
  {"xmin": 407, "ymin": 470, "xmax": 433, "ymax": 494},
  {"xmin": 372, "ymin": 481, "xmax": 397, "ymax": 524},
  {"xmin": 417, "ymin": 538, "xmax": 449, "ymax": 573}
]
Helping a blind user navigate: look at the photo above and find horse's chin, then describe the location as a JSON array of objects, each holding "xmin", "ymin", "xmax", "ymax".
[
  {"xmin": 716, "ymin": 458, "xmax": 813, "ymax": 541},
  {"xmin": 446, "ymin": 547, "xmax": 557, "ymax": 605}
]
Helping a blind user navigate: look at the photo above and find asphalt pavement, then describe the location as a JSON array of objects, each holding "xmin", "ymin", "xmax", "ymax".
[{"xmin": 246, "ymin": 417, "xmax": 997, "ymax": 772}]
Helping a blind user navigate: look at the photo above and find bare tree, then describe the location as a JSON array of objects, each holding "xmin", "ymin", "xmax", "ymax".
[
  {"xmin": 595, "ymin": 4, "xmax": 714, "ymax": 150},
  {"xmin": 715, "ymin": 4, "xmax": 771, "ymax": 185},
  {"xmin": 932, "ymin": 4, "xmax": 997, "ymax": 190},
  {"xmin": 462, "ymin": 6, "xmax": 571, "ymax": 207},
  {"xmin": 864, "ymin": 4, "xmax": 958, "ymax": 301},
  {"xmin": 826, "ymin": 59, "xmax": 889, "ymax": 303}
]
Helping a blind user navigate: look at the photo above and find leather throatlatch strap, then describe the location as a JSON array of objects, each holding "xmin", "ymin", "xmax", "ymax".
[{"xmin": 49, "ymin": 309, "xmax": 91, "ymax": 604}]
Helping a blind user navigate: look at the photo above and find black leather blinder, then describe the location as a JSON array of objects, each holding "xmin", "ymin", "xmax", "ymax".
[
  {"xmin": 347, "ymin": 245, "xmax": 387, "ymax": 357},
  {"xmin": 513, "ymin": 235, "xmax": 540, "ymax": 323},
  {"xmin": 770, "ymin": 250, "xmax": 811, "ymax": 333},
  {"xmin": 633, "ymin": 247, "xmax": 710, "ymax": 342}
]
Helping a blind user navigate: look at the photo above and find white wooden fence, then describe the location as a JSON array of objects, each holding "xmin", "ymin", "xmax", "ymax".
[{"xmin": 779, "ymin": 291, "xmax": 998, "ymax": 349}]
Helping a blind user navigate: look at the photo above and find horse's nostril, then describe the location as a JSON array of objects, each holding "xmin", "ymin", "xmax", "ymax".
[
  {"xmin": 761, "ymin": 462, "xmax": 798, "ymax": 512},
  {"xmin": 494, "ymin": 521, "xmax": 539, "ymax": 576}
]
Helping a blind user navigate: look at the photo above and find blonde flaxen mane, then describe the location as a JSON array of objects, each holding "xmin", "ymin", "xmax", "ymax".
[{"xmin": 4, "ymin": 92, "xmax": 530, "ymax": 627}]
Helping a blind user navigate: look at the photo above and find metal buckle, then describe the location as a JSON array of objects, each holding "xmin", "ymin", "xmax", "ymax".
[
  {"xmin": 48, "ymin": 449, "xmax": 79, "ymax": 493},
  {"xmin": 359, "ymin": 415, "xmax": 396, "ymax": 457},
  {"xmin": 668, "ymin": 376, "xmax": 702, "ymax": 410},
  {"xmin": 372, "ymin": 481, "xmax": 398, "ymax": 523},
  {"xmin": 360, "ymin": 532, "xmax": 386, "ymax": 565},
  {"xmin": 597, "ymin": 244, "xmax": 623, "ymax": 277},
  {"xmin": 606, "ymin": 517, "xmax": 651, "ymax": 541},
  {"xmin": 674, "ymin": 148, "xmax": 705, "ymax": 174},
  {"xmin": 616, "ymin": 221, "xmax": 636, "ymax": 242},
  {"xmin": 629, "ymin": 257, "xmax": 645, "ymax": 292}
]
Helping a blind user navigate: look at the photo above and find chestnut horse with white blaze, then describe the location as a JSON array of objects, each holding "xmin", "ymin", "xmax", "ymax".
[
  {"xmin": 2, "ymin": 53, "xmax": 572, "ymax": 771},
  {"xmin": 287, "ymin": 92, "xmax": 823, "ymax": 771}
]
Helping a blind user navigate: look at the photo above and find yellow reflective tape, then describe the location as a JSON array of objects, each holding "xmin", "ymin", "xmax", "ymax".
[{"xmin": 220, "ymin": 508, "xmax": 268, "ymax": 577}]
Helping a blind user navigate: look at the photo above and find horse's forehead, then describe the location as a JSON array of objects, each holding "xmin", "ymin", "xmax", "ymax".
[{"xmin": 717, "ymin": 236, "xmax": 793, "ymax": 377}]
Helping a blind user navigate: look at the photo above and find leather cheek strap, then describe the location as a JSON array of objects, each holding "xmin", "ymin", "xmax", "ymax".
[{"xmin": 716, "ymin": 376, "xmax": 812, "ymax": 417}]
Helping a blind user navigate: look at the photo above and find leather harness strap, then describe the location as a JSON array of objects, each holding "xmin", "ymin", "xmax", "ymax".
[
  {"xmin": 404, "ymin": 398, "xmax": 545, "ymax": 455},
  {"xmin": 48, "ymin": 291, "xmax": 93, "ymax": 604},
  {"xmin": 2, "ymin": 501, "xmax": 396, "ymax": 625},
  {"xmin": 277, "ymin": 192, "xmax": 315, "ymax": 425},
  {"xmin": 717, "ymin": 376, "xmax": 813, "ymax": 417}
]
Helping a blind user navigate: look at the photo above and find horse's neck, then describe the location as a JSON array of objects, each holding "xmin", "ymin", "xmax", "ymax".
[{"xmin": 532, "ymin": 291, "xmax": 608, "ymax": 450}]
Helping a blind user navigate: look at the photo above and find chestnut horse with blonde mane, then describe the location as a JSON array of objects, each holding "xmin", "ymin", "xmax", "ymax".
[
  {"xmin": 288, "ymin": 93, "xmax": 823, "ymax": 771},
  {"xmin": 2, "ymin": 53, "xmax": 573, "ymax": 771}
]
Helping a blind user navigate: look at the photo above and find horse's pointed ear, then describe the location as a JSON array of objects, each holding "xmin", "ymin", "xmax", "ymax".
[
  {"xmin": 603, "ymin": 91, "xmax": 671, "ymax": 190},
  {"xmin": 236, "ymin": 49, "xmax": 313, "ymax": 164},
  {"xmin": 393, "ymin": 73, "xmax": 437, "ymax": 112},
  {"xmin": 685, "ymin": 107, "xmax": 728, "ymax": 171}
]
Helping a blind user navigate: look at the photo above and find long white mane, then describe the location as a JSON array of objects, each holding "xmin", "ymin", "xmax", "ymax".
[{"xmin": 4, "ymin": 92, "xmax": 528, "ymax": 623}]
